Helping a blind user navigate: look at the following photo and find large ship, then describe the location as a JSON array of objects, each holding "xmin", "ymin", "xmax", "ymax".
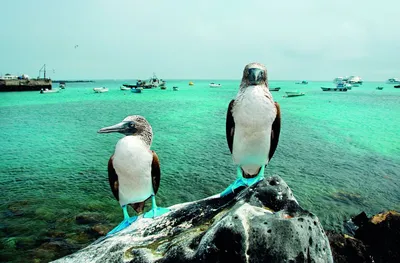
[{"xmin": 0, "ymin": 64, "xmax": 52, "ymax": 92}]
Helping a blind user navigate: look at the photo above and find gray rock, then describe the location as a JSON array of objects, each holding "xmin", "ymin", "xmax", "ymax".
[{"xmin": 53, "ymin": 175, "xmax": 333, "ymax": 263}]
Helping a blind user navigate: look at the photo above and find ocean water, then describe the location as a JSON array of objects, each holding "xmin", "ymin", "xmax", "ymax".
[{"xmin": 0, "ymin": 80, "xmax": 399, "ymax": 262}]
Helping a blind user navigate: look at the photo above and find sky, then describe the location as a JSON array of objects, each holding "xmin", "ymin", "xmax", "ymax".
[{"xmin": 1, "ymin": 0, "xmax": 399, "ymax": 81}]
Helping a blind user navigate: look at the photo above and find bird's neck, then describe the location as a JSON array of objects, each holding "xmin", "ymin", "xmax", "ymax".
[{"xmin": 138, "ymin": 131, "xmax": 153, "ymax": 146}]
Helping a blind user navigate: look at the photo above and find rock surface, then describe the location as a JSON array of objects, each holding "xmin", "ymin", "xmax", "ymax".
[
  {"xmin": 53, "ymin": 175, "xmax": 333, "ymax": 263},
  {"xmin": 327, "ymin": 211, "xmax": 400, "ymax": 263}
]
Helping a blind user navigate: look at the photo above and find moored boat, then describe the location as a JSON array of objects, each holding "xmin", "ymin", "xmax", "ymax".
[
  {"xmin": 269, "ymin": 87, "xmax": 281, "ymax": 91},
  {"xmin": 285, "ymin": 91, "xmax": 305, "ymax": 97},
  {"xmin": 120, "ymin": 85, "xmax": 130, "ymax": 90},
  {"xmin": 376, "ymin": 87, "xmax": 384, "ymax": 90},
  {"xmin": 295, "ymin": 80, "xmax": 308, "ymax": 85},
  {"xmin": 40, "ymin": 88, "xmax": 60, "ymax": 94},
  {"xmin": 209, "ymin": 82, "xmax": 221, "ymax": 87},
  {"xmin": 394, "ymin": 85, "xmax": 400, "ymax": 88},
  {"xmin": 131, "ymin": 88, "xmax": 142, "ymax": 93},
  {"xmin": 188, "ymin": 81, "xmax": 194, "ymax": 86},
  {"xmin": 59, "ymin": 82, "xmax": 66, "ymax": 89},
  {"xmin": 386, "ymin": 78, "xmax": 400, "ymax": 84},
  {"xmin": 321, "ymin": 87, "xmax": 347, "ymax": 92},
  {"xmin": 173, "ymin": 86, "xmax": 178, "ymax": 91},
  {"xmin": 93, "ymin": 87, "xmax": 108, "ymax": 93}
]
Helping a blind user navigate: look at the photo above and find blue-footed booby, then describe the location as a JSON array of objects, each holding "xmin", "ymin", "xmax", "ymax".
[
  {"xmin": 221, "ymin": 63, "xmax": 281, "ymax": 196},
  {"xmin": 98, "ymin": 115, "xmax": 169, "ymax": 235}
]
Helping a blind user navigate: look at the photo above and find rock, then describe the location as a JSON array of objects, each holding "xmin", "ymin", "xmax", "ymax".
[
  {"xmin": 53, "ymin": 175, "xmax": 333, "ymax": 263},
  {"xmin": 85, "ymin": 224, "xmax": 114, "ymax": 238},
  {"xmin": 75, "ymin": 212, "xmax": 105, "ymax": 225},
  {"xmin": 326, "ymin": 231, "xmax": 372, "ymax": 263},
  {"xmin": 354, "ymin": 211, "xmax": 400, "ymax": 263}
]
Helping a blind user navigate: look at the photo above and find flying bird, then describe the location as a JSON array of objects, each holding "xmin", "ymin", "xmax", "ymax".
[
  {"xmin": 98, "ymin": 115, "xmax": 169, "ymax": 235},
  {"xmin": 221, "ymin": 62, "xmax": 281, "ymax": 196},
  {"xmin": 74, "ymin": 45, "xmax": 79, "ymax": 49}
]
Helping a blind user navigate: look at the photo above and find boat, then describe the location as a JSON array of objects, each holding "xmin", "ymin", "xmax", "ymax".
[
  {"xmin": 269, "ymin": 87, "xmax": 281, "ymax": 91},
  {"xmin": 188, "ymin": 81, "xmax": 194, "ymax": 86},
  {"xmin": 120, "ymin": 85, "xmax": 130, "ymax": 91},
  {"xmin": 93, "ymin": 87, "xmax": 108, "ymax": 93},
  {"xmin": 321, "ymin": 87, "xmax": 347, "ymax": 92},
  {"xmin": 59, "ymin": 82, "xmax": 66, "ymax": 89},
  {"xmin": 0, "ymin": 65, "xmax": 52, "ymax": 92},
  {"xmin": 160, "ymin": 86, "xmax": 167, "ymax": 90},
  {"xmin": 131, "ymin": 88, "xmax": 142, "ymax": 93},
  {"xmin": 321, "ymin": 83, "xmax": 348, "ymax": 92},
  {"xmin": 386, "ymin": 78, "xmax": 400, "ymax": 84},
  {"xmin": 347, "ymin": 76, "xmax": 363, "ymax": 85},
  {"xmin": 395, "ymin": 85, "xmax": 400, "ymax": 88},
  {"xmin": 209, "ymin": 83, "xmax": 222, "ymax": 87},
  {"xmin": 285, "ymin": 91, "xmax": 305, "ymax": 97},
  {"xmin": 295, "ymin": 80, "xmax": 308, "ymax": 85},
  {"xmin": 146, "ymin": 73, "xmax": 164, "ymax": 88},
  {"xmin": 334, "ymin": 76, "xmax": 362, "ymax": 85},
  {"xmin": 376, "ymin": 87, "xmax": 384, "ymax": 90},
  {"xmin": 173, "ymin": 86, "xmax": 178, "ymax": 91},
  {"xmin": 40, "ymin": 88, "xmax": 60, "ymax": 94},
  {"xmin": 343, "ymin": 83, "xmax": 352, "ymax": 90}
]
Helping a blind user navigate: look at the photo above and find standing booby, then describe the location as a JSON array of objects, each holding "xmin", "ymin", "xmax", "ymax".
[
  {"xmin": 221, "ymin": 63, "xmax": 281, "ymax": 196},
  {"xmin": 98, "ymin": 115, "xmax": 169, "ymax": 235}
]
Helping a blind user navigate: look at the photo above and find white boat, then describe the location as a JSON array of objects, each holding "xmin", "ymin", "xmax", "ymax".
[
  {"xmin": 343, "ymin": 83, "xmax": 352, "ymax": 90},
  {"xmin": 334, "ymin": 76, "xmax": 362, "ymax": 85},
  {"xmin": 269, "ymin": 87, "xmax": 281, "ymax": 91},
  {"xmin": 93, "ymin": 87, "xmax": 109, "ymax": 93},
  {"xmin": 209, "ymin": 82, "xmax": 222, "ymax": 87},
  {"xmin": 347, "ymin": 76, "xmax": 362, "ymax": 85},
  {"xmin": 295, "ymin": 80, "xmax": 308, "ymax": 85},
  {"xmin": 386, "ymin": 78, "xmax": 400, "ymax": 84},
  {"xmin": 333, "ymin": 77, "xmax": 344, "ymax": 84},
  {"xmin": 173, "ymin": 86, "xmax": 178, "ymax": 91},
  {"xmin": 40, "ymin": 88, "xmax": 60, "ymax": 94},
  {"xmin": 285, "ymin": 91, "xmax": 305, "ymax": 97},
  {"xmin": 120, "ymin": 86, "xmax": 130, "ymax": 91},
  {"xmin": 59, "ymin": 82, "xmax": 66, "ymax": 89}
]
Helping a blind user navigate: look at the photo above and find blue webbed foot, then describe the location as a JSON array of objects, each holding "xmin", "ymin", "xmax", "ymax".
[
  {"xmin": 107, "ymin": 205, "xmax": 137, "ymax": 236},
  {"xmin": 107, "ymin": 216, "xmax": 138, "ymax": 236},
  {"xmin": 220, "ymin": 165, "xmax": 265, "ymax": 197},
  {"xmin": 143, "ymin": 195, "xmax": 170, "ymax": 219}
]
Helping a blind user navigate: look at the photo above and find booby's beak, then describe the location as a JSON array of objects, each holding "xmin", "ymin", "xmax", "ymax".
[
  {"xmin": 98, "ymin": 121, "xmax": 137, "ymax": 135},
  {"xmin": 247, "ymin": 68, "xmax": 265, "ymax": 85}
]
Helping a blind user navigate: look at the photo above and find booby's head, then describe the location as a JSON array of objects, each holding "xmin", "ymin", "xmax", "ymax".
[
  {"xmin": 98, "ymin": 115, "xmax": 153, "ymax": 144},
  {"xmin": 241, "ymin": 62, "xmax": 268, "ymax": 88}
]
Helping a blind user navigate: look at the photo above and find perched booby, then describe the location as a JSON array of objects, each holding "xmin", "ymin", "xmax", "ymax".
[
  {"xmin": 98, "ymin": 115, "xmax": 169, "ymax": 235},
  {"xmin": 221, "ymin": 63, "xmax": 281, "ymax": 196}
]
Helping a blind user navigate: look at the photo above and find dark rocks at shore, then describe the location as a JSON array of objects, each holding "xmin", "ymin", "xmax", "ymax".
[
  {"xmin": 327, "ymin": 211, "xmax": 400, "ymax": 263},
  {"xmin": 75, "ymin": 212, "xmax": 106, "ymax": 225},
  {"xmin": 53, "ymin": 175, "xmax": 333, "ymax": 263}
]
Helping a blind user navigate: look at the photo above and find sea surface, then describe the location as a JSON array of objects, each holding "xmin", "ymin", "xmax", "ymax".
[{"xmin": 1, "ymin": 80, "xmax": 399, "ymax": 262}]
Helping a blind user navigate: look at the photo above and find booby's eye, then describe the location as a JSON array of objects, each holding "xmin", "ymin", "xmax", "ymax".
[{"xmin": 129, "ymin": 122, "xmax": 135, "ymax": 127}]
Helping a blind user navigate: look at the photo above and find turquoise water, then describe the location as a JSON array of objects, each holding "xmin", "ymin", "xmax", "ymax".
[{"xmin": 1, "ymin": 80, "xmax": 399, "ymax": 262}]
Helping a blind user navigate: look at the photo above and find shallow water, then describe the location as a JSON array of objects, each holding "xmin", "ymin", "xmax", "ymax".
[{"xmin": 1, "ymin": 80, "xmax": 399, "ymax": 262}]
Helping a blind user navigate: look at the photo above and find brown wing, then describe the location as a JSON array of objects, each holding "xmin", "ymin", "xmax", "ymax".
[
  {"xmin": 268, "ymin": 102, "xmax": 281, "ymax": 161},
  {"xmin": 107, "ymin": 155, "xmax": 119, "ymax": 201},
  {"xmin": 151, "ymin": 151, "xmax": 161, "ymax": 195},
  {"xmin": 226, "ymin": 100, "xmax": 235, "ymax": 153}
]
